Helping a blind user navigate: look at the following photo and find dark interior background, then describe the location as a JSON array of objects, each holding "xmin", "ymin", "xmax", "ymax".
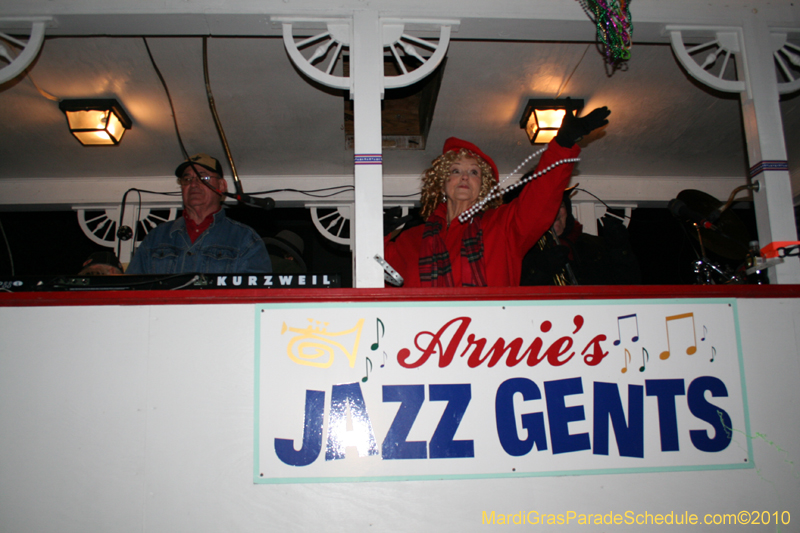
[{"xmin": 0, "ymin": 199, "xmax": 784, "ymax": 287}]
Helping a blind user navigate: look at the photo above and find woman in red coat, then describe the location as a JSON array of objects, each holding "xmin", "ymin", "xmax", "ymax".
[{"xmin": 384, "ymin": 107, "xmax": 610, "ymax": 287}]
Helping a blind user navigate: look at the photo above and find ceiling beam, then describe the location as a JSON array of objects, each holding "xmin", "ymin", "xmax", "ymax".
[
  {"xmin": 0, "ymin": 174, "xmax": 750, "ymax": 210},
  {"xmin": 2, "ymin": 1, "xmax": 798, "ymax": 42}
]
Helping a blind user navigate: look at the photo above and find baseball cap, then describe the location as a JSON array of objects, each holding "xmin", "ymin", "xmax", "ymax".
[{"xmin": 175, "ymin": 153, "xmax": 224, "ymax": 178}]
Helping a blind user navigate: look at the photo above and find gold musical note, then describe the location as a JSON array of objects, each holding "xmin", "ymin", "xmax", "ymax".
[
  {"xmin": 613, "ymin": 314, "xmax": 640, "ymax": 346},
  {"xmin": 621, "ymin": 348, "xmax": 632, "ymax": 373},
  {"xmin": 639, "ymin": 347, "xmax": 649, "ymax": 372},
  {"xmin": 371, "ymin": 318, "xmax": 385, "ymax": 351},
  {"xmin": 710, "ymin": 346, "xmax": 716, "ymax": 362},
  {"xmin": 362, "ymin": 357, "xmax": 373, "ymax": 382},
  {"xmin": 659, "ymin": 312, "xmax": 697, "ymax": 360}
]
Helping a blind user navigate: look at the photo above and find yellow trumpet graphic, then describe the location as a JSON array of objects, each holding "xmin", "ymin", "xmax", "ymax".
[{"xmin": 281, "ymin": 318, "xmax": 365, "ymax": 368}]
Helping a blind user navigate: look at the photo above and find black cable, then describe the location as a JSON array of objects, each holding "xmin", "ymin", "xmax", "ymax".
[
  {"xmin": 252, "ymin": 188, "xmax": 419, "ymax": 200},
  {"xmin": 251, "ymin": 185, "xmax": 352, "ymax": 194},
  {"xmin": 119, "ymin": 188, "xmax": 182, "ymax": 198},
  {"xmin": 143, "ymin": 38, "xmax": 230, "ymax": 201},
  {"xmin": 383, "ymin": 193, "xmax": 420, "ymax": 199},
  {"xmin": 250, "ymin": 187, "xmax": 353, "ymax": 199},
  {"xmin": 0, "ymin": 219, "xmax": 14, "ymax": 276},
  {"xmin": 115, "ymin": 188, "xmax": 132, "ymax": 259},
  {"xmin": 132, "ymin": 38, "xmax": 197, "ymax": 255},
  {"xmin": 143, "ymin": 37, "xmax": 404, "ymax": 208},
  {"xmin": 573, "ymin": 187, "xmax": 632, "ymax": 220},
  {"xmin": 115, "ymin": 188, "xmax": 182, "ymax": 258},
  {"xmin": 247, "ymin": 186, "xmax": 418, "ymax": 200},
  {"xmin": 554, "ymin": 44, "xmax": 591, "ymax": 99},
  {"xmin": 132, "ymin": 190, "xmax": 143, "ymax": 255},
  {"xmin": 142, "ymin": 38, "xmax": 190, "ymax": 160}
]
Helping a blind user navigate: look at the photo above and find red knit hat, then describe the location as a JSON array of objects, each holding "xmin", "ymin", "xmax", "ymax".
[{"xmin": 442, "ymin": 137, "xmax": 498, "ymax": 182}]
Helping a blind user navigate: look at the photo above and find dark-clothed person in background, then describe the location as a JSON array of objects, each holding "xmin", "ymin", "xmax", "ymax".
[
  {"xmin": 126, "ymin": 153, "xmax": 271, "ymax": 275},
  {"xmin": 263, "ymin": 230, "xmax": 306, "ymax": 274},
  {"xmin": 520, "ymin": 191, "xmax": 641, "ymax": 286}
]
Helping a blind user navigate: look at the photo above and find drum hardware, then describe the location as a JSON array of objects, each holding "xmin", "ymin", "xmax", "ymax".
[
  {"xmin": 674, "ymin": 189, "xmax": 750, "ymax": 261},
  {"xmin": 739, "ymin": 240, "xmax": 799, "ymax": 284},
  {"xmin": 690, "ymin": 227, "xmax": 742, "ymax": 285},
  {"xmin": 671, "ymin": 186, "xmax": 795, "ymax": 284},
  {"xmin": 671, "ymin": 188, "xmax": 755, "ymax": 285},
  {"xmin": 711, "ymin": 182, "xmax": 760, "ymax": 223}
]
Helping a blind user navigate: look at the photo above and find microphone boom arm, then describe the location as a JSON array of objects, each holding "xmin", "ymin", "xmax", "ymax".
[{"xmin": 202, "ymin": 37, "xmax": 274, "ymax": 210}]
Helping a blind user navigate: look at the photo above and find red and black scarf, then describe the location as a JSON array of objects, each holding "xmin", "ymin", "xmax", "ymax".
[{"xmin": 419, "ymin": 212, "xmax": 487, "ymax": 287}]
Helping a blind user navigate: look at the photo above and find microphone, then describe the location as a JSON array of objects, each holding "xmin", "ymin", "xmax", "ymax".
[
  {"xmin": 668, "ymin": 198, "xmax": 718, "ymax": 230},
  {"xmin": 195, "ymin": 178, "xmax": 274, "ymax": 210},
  {"xmin": 229, "ymin": 193, "xmax": 275, "ymax": 210},
  {"xmin": 705, "ymin": 207, "xmax": 723, "ymax": 223}
]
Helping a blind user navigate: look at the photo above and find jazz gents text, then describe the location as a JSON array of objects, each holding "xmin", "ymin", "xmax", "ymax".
[{"xmin": 273, "ymin": 315, "xmax": 732, "ymax": 467}]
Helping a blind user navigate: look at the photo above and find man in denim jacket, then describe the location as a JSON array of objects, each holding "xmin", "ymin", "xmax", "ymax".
[{"xmin": 126, "ymin": 154, "xmax": 272, "ymax": 275}]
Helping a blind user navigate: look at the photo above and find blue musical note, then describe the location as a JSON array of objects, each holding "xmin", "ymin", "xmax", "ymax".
[{"xmin": 613, "ymin": 314, "xmax": 640, "ymax": 346}]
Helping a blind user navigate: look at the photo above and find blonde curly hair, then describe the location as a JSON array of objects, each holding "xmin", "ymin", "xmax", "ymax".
[{"xmin": 419, "ymin": 149, "xmax": 501, "ymax": 219}]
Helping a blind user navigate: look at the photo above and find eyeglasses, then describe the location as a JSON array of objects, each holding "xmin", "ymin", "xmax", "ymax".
[{"xmin": 177, "ymin": 174, "xmax": 218, "ymax": 186}]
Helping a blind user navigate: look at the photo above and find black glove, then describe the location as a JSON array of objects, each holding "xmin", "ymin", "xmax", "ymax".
[
  {"xmin": 555, "ymin": 106, "xmax": 611, "ymax": 148},
  {"xmin": 532, "ymin": 245, "xmax": 570, "ymax": 276}
]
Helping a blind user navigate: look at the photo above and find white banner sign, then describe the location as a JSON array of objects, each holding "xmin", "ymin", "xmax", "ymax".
[{"xmin": 254, "ymin": 299, "xmax": 752, "ymax": 483}]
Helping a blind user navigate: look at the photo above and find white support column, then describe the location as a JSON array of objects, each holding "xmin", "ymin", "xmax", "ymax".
[
  {"xmin": 739, "ymin": 17, "xmax": 800, "ymax": 284},
  {"xmin": 670, "ymin": 21, "xmax": 800, "ymax": 284},
  {"xmin": 350, "ymin": 10, "xmax": 386, "ymax": 288},
  {"xmin": 278, "ymin": 15, "xmax": 452, "ymax": 284}
]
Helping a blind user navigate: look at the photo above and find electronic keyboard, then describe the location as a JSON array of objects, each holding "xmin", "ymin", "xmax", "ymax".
[{"xmin": 0, "ymin": 273, "xmax": 340, "ymax": 292}]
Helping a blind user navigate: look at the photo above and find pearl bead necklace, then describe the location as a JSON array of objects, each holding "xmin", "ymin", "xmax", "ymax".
[{"xmin": 457, "ymin": 149, "xmax": 580, "ymax": 224}]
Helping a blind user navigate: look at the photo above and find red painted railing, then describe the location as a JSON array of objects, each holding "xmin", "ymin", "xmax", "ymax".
[{"xmin": 1, "ymin": 284, "xmax": 798, "ymax": 307}]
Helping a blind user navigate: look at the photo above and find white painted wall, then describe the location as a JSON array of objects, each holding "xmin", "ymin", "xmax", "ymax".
[
  {"xmin": 1, "ymin": 298, "xmax": 798, "ymax": 532},
  {"xmin": 0, "ymin": 175, "xmax": 751, "ymax": 210}
]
